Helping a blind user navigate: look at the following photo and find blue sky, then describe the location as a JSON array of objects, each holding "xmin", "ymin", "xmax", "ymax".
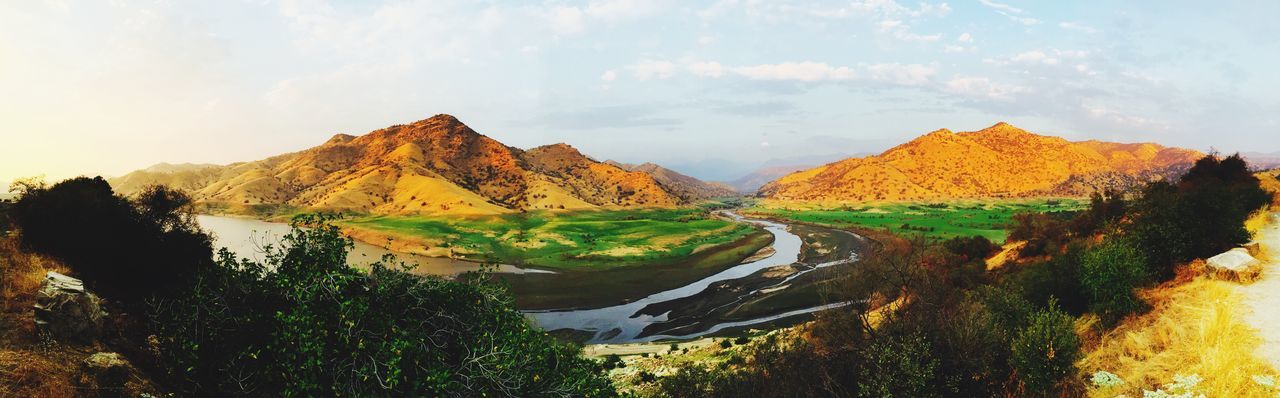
[{"xmin": 2, "ymin": 0, "xmax": 1278, "ymax": 183}]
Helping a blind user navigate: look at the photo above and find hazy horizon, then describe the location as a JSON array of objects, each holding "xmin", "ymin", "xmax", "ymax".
[{"xmin": 3, "ymin": 0, "xmax": 1278, "ymax": 185}]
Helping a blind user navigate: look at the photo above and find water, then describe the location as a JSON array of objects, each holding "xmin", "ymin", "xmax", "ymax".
[
  {"xmin": 197, "ymin": 213, "xmax": 862, "ymax": 343},
  {"xmin": 196, "ymin": 215, "xmax": 553, "ymax": 275},
  {"xmin": 527, "ymin": 212, "xmax": 861, "ymax": 343}
]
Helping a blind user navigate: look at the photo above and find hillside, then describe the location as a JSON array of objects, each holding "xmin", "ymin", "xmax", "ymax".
[
  {"xmin": 109, "ymin": 115, "xmax": 681, "ymax": 215},
  {"xmin": 759, "ymin": 122, "xmax": 1203, "ymax": 201},
  {"xmin": 607, "ymin": 161, "xmax": 739, "ymax": 200}
]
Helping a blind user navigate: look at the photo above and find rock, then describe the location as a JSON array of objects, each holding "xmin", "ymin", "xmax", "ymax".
[
  {"xmin": 1244, "ymin": 242, "xmax": 1264, "ymax": 258},
  {"xmin": 82, "ymin": 352, "xmax": 131, "ymax": 394},
  {"xmin": 33, "ymin": 271, "xmax": 106, "ymax": 342},
  {"xmin": 1206, "ymin": 248, "xmax": 1263, "ymax": 283}
]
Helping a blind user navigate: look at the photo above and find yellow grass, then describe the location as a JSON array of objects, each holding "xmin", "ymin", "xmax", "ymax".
[{"xmin": 1079, "ymin": 276, "xmax": 1277, "ymax": 397}]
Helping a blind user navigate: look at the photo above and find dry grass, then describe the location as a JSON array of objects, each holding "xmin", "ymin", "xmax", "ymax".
[
  {"xmin": 1079, "ymin": 274, "xmax": 1277, "ymax": 397},
  {"xmin": 0, "ymin": 237, "xmax": 69, "ymax": 313}
]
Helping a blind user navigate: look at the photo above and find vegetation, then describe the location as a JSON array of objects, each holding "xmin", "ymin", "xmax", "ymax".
[
  {"xmin": 743, "ymin": 198, "xmax": 1085, "ymax": 241},
  {"xmin": 343, "ymin": 207, "xmax": 763, "ymax": 269},
  {"xmin": 2, "ymin": 176, "xmax": 619, "ymax": 397},
  {"xmin": 8, "ymin": 177, "xmax": 213, "ymax": 302},
  {"xmin": 629, "ymin": 153, "xmax": 1272, "ymax": 397}
]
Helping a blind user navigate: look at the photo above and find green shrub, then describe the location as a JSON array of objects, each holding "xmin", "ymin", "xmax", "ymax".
[
  {"xmin": 855, "ymin": 333, "xmax": 939, "ymax": 398},
  {"xmin": 720, "ymin": 339, "xmax": 732, "ymax": 349},
  {"xmin": 1010, "ymin": 301, "xmax": 1080, "ymax": 396},
  {"xmin": 150, "ymin": 215, "xmax": 616, "ymax": 397},
  {"xmin": 734, "ymin": 336, "xmax": 750, "ymax": 346},
  {"xmin": 1080, "ymin": 239, "xmax": 1148, "ymax": 320}
]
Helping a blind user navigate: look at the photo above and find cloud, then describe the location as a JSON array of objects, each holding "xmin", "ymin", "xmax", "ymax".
[
  {"xmin": 865, "ymin": 63, "xmax": 938, "ymax": 86},
  {"xmin": 977, "ymin": 0, "xmax": 1039, "ymax": 25},
  {"xmin": 1059, "ymin": 21, "xmax": 1099, "ymax": 33},
  {"xmin": 688, "ymin": 61, "xmax": 726, "ymax": 78},
  {"xmin": 878, "ymin": 19, "xmax": 942, "ymax": 43},
  {"xmin": 626, "ymin": 59, "xmax": 676, "ymax": 80},
  {"xmin": 533, "ymin": 104, "xmax": 680, "ymax": 130},
  {"xmin": 547, "ymin": 0, "xmax": 672, "ymax": 36},
  {"xmin": 730, "ymin": 62, "xmax": 858, "ymax": 82},
  {"xmin": 945, "ymin": 76, "xmax": 1026, "ymax": 101},
  {"xmin": 985, "ymin": 49, "xmax": 1088, "ymax": 67},
  {"xmin": 997, "ymin": 11, "xmax": 1039, "ymax": 25},
  {"xmin": 600, "ymin": 70, "xmax": 617, "ymax": 81},
  {"xmin": 957, "ymin": 32, "xmax": 973, "ymax": 43},
  {"xmin": 977, "ymin": 0, "xmax": 1022, "ymax": 13}
]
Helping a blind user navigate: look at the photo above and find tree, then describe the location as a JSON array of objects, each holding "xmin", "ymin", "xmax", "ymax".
[
  {"xmin": 1080, "ymin": 239, "xmax": 1148, "ymax": 320},
  {"xmin": 1010, "ymin": 301, "xmax": 1080, "ymax": 397},
  {"xmin": 855, "ymin": 333, "xmax": 939, "ymax": 398},
  {"xmin": 10, "ymin": 177, "xmax": 212, "ymax": 301},
  {"xmin": 150, "ymin": 215, "xmax": 617, "ymax": 397}
]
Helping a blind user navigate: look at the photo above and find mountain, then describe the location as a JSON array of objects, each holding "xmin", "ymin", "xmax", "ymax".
[
  {"xmin": 759, "ymin": 122, "xmax": 1204, "ymax": 201},
  {"xmin": 728, "ymin": 165, "xmax": 810, "ymax": 193},
  {"xmin": 109, "ymin": 115, "xmax": 681, "ymax": 215},
  {"xmin": 1242, "ymin": 152, "xmax": 1280, "ymax": 170},
  {"xmin": 606, "ymin": 161, "xmax": 739, "ymax": 200}
]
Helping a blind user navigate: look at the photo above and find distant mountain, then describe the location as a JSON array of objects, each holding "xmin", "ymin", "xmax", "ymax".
[
  {"xmin": 759, "ymin": 122, "xmax": 1204, "ymax": 201},
  {"xmin": 607, "ymin": 161, "xmax": 739, "ymax": 200},
  {"xmin": 723, "ymin": 153, "xmax": 863, "ymax": 193},
  {"xmin": 1242, "ymin": 152, "xmax": 1280, "ymax": 170},
  {"xmin": 728, "ymin": 165, "xmax": 809, "ymax": 193},
  {"xmin": 110, "ymin": 115, "xmax": 682, "ymax": 215}
]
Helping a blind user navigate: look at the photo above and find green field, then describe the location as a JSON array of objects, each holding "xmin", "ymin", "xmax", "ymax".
[
  {"xmin": 342, "ymin": 207, "xmax": 763, "ymax": 269},
  {"xmin": 742, "ymin": 198, "xmax": 1086, "ymax": 242}
]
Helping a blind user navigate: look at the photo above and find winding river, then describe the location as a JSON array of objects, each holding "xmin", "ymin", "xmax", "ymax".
[{"xmin": 196, "ymin": 212, "xmax": 863, "ymax": 344}]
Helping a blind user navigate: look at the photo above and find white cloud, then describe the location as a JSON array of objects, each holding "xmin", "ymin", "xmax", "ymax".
[
  {"xmin": 878, "ymin": 19, "xmax": 942, "ymax": 43},
  {"xmin": 687, "ymin": 61, "xmax": 726, "ymax": 78},
  {"xmin": 987, "ymin": 49, "xmax": 1087, "ymax": 66},
  {"xmin": 944, "ymin": 45, "xmax": 975, "ymax": 54},
  {"xmin": 548, "ymin": 6, "xmax": 585, "ymax": 35},
  {"xmin": 731, "ymin": 62, "xmax": 857, "ymax": 82},
  {"xmin": 865, "ymin": 63, "xmax": 937, "ymax": 86},
  {"xmin": 945, "ymin": 76, "xmax": 1026, "ymax": 101},
  {"xmin": 760, "ymin": 141, "xmax": 771, "ymax": 149},
  {"xmin": 957, "ymin": 32, "xmax": 973, "ymax": 43},
  {"xmin": 977, "ymin": 0, "xmax": 1022, "ymax": 14},
  {"xmin": 626, "ymin": 59, "xmax": 676, "ymax": 80},
  {"xmin": 697, "ymin": 35, "xmax": 716, "ymax": 45},
  {"xmin": 997, "ymin": 11, "xmax": 1039, "ymax": 25},
  {"xmin": 1059, "ymin": 21, "xmax": 1098, "ymax": 34},
  {"xmin": 600, "ymin": 70, "xmax": 617, "ymax": 81}
]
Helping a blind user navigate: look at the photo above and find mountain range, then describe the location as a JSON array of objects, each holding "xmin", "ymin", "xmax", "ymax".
[
  {"xmin": 759, "ymin": 122, "xmax": 1204, "ymax": 201},
  {"xmin": 110, "ymin": 115, "xmax": 704, "ymax": 215}
]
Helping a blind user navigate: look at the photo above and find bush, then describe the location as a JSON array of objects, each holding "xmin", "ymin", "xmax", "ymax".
[
  {"xmin": 734, "ymin": 336, "xmax": 750, "ymax": 346},
  {"xmin": 1129, "ymin": 154, "xmax": 1272, "ymax": 279},
  {"xmin": 943, "ymin": 235, "xmax": 999, "ymax": 261},
  {"xmin": 1080, "ymin": 239, "xmax": 1148, "ymax": 320},
  {"xmin": 855, "ymin": 333, "xmax": 939, "ymax": 398},
  {"xmin": 10, "ymin": 178, "xmax": 212, "ymax": 301},
  {"xmin": 720, "ymin": 339, "xmax": 732, "ymax": 349},
  {"xmin": 149, "ymin": 215, "xmax": 616, "ymax": 397},
  {"xmin": 1010, "ymin": 301, "xmax": 1080, "ymax": 396}
]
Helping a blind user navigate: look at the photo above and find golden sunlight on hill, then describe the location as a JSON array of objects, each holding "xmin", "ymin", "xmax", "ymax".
[
  {"xmin": 759, "ymin": 122, "xmax": 1203, "ymax": 201},
  {"xmin": 108, "ymin": 115, "xmax": 683, "ymax": 215}
]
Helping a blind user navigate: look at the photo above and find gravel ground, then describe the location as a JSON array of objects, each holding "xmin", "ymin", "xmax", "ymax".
[{"xmin": 1239, "ymin": 213, "xmax": 1280, "ymax": 368}]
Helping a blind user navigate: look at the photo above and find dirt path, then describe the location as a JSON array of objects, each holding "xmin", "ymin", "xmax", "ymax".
[{"xmin": 1238, "ymin": 213, "xmax": 1280, "ymax": 368}]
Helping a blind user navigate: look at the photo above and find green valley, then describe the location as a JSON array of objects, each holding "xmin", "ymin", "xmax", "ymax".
[{"xmin": 742, "ymin": 198, "xmax": 1086, "ymax": 242}]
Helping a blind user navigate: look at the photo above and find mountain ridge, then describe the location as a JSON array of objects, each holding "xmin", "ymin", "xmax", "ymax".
[
  {"xmin": 758, "ymin": 122, "xmax": 1204, "ymax": 201},
  {"xmin": 110, "ymin": 115, "xmax": 682, "ymax": 215}
]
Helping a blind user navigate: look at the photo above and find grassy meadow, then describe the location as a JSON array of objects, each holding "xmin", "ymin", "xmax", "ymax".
[
  {"xmin": 742, "ymin": 198, "xmax": 1087, "ymax": 242},
  {"xmin": 341, "ymin": 207, "xmax": 764, "ymax": 269}
]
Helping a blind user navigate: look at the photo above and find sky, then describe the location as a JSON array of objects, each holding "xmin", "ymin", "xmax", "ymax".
[{"xmin": 2, "ymin": 0, "xmax": 1278, "ymax": 185}]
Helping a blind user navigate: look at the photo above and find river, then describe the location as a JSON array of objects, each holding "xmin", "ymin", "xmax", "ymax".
[{"xmin": 196, "ymin": 212, "xmax": 863, "ymax": 343}]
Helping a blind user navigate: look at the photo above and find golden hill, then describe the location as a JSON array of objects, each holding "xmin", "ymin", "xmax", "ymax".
[
  {"xmin": 110, "ymin": 115, "xmax": 681, "ymax": 215},
  {"xmin": 759, "ymin": 122, "xmax": 1203, "ymax": 201},
  {"xmin": 606, "ymin": 161, "xmax": 739, "ymax": 200}
]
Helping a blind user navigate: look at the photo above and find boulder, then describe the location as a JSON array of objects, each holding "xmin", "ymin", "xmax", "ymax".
[
  {"xmin": 81, "ymin": 352, "xmax": 131, "ymax": 395},
  {"xmin": 1206, "ymin": 248, "xmax": 1263, "ymax": 283},
  {"xmin": 33, "ymin": 271, "xmax": 106, "ymax": 342}
]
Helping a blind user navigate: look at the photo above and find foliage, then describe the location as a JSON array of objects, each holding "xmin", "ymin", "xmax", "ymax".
[
  {"xmin": 855, "ymin": 333, "xmax": 939, "ymax": 398},
  {"xmin": 1010, "ymin": 301, "xmax": 1080, "ymax": 397},
  {"xmin": 9, "ymin": 178, "xmax": 212, "ymax": 301},
  {"xmin": 1129, "ymin": 154, "xmax": 1272, "ymax": 279},
  {"xmin": 149, "ymin": 214, "xmax": 616, "ymax": 397},
  {"xmin": 1080, "ymin": 239, "xmax": 1149, "ymax": 321},
  {"xmin": 942, "ymin": 235, "xmax": 998, "ymax": 261}
]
